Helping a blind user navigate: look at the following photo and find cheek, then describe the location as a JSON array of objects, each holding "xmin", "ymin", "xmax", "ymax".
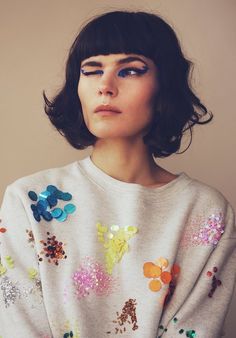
[
  {"xmin": 136, "ymin": 77, "xmax": 158, "ymax": 100},
  {"xmin": 77, "ymin": 82, "xmax": 89, "ymax": 125},
  {"xmin": 128, "ymin": 85, "xmax": 157, "ymax": 112},
  {"xmin": 77, "ymin": 79, "xmax": 89, "ymax": 105},
  {"xmin": 77, "ymin": 81, "xmax": 83, "ymax": 102}
]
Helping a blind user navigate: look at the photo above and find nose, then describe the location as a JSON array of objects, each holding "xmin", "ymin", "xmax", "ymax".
[{"xmin": 98, "ymin": 76, "xmax": 118, "ymax": 97}]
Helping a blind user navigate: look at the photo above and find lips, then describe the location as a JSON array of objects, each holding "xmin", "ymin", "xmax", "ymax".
[{"xmin": 95, "ymin": 104, "xmax": 121, "ymax": 113}]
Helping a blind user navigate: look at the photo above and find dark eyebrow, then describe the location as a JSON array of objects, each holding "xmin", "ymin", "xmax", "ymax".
[{"xmin": 81, "ymin": 56, "xmax": 148, "ymax": 68}]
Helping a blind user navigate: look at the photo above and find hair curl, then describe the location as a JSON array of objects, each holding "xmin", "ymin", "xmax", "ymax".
[{"xmin": 43, "ymin": 10, "xmax": 213, "ymax": 158}]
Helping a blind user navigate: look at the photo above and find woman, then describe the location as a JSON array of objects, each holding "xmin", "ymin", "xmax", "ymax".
[{"xmin": 0, "ymin": 10, "xmax": 235, "ymax": 338}]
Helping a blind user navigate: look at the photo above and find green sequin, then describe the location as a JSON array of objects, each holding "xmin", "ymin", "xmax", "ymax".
[{"xmin": 186, "ymin": 330, "xmax": 196, "ymax": 337}]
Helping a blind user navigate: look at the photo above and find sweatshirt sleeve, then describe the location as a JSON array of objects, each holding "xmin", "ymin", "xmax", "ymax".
[
  {"xmin": 157, "ymin": 201, "xmax": 236, "ymax": 338},
  {"xmin": 0, "ymin": 184, "xmax": 52, "ymax": 338}
]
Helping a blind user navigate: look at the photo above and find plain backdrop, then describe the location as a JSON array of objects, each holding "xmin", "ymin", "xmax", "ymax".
[{"xmin": 0, "ymin": 0, "xmax": 235, "ymax": 336}]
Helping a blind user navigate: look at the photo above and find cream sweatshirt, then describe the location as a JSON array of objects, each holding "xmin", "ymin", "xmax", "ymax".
[{"xmin": 0, "ymin": 155, "xmax": 235, "ymax": 338}]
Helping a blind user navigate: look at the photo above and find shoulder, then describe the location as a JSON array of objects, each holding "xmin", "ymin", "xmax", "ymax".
[
  {"xmin": 184, "ymin": 174, "xmax": 232, "ymax": 210},
  {"xmin": 1, "ymin": 161, "xmax": 82, "ymax": 225},
  {"xmin": 183, "ymin": 174, "xmax": 235, "ymax": 233},
  {"xmin": 3, "ymin": 161, "xmax": 78, "ymax": 197},
  {"xmin": 177, "ymin": 175, "xmax": 235, "ymax": 248}
]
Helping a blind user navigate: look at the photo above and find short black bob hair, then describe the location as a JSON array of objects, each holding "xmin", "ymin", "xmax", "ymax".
[{"xmin": 43, "ymin": 10, "xmax": 213, "ymax": 158}]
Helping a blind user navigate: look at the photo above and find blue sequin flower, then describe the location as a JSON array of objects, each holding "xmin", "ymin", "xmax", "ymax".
[{"xmin": 28, "ymin": 185, "xmax": 76, "ymax": 223}]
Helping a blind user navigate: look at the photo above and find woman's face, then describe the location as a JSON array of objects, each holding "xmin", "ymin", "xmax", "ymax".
[{"xmin": 77, "ymin": 53, "xmax": 159, "ymax": 140}]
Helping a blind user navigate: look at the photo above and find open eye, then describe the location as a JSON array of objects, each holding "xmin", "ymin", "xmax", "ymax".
[{"xmin": 118, "ymin": 67, "xmax": 143, "ymax": 77}]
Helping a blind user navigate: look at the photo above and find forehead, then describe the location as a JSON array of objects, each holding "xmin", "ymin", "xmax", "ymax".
[{"xmin": 81, "ymin": 53, "xmax": 154, "ymax": 67}]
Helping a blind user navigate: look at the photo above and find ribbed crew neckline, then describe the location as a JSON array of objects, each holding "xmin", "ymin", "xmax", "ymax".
[{"xmin": 77, "ymin": 155, "xmax": 193, "ymax": 198}]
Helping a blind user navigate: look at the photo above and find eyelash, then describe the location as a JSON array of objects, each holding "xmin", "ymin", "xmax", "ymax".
[{"xmin": 80, "ymin": 67, "xmax": 148, "ymax": 78}]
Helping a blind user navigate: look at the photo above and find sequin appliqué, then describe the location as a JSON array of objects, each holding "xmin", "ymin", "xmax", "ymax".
[
  {"xmin": 28, "ymin": 185, "xmax": 76, "ymax": 223},
  {"xmin": 0, "ymin": 218, "xmax": 7, "ymax": 234},
  {"xmin": 0, "ymin": 275, "xmax": 21, "ymax": 307},
  {"xmin": 0, "ymin": 268, "xmax": 43, "ymax": 310},
  {"xmin": 62, "ymin": 319, "xmax": 80, "ymax": 338},
  {"xmin": 0, "ymin": 255, "xmax": 14, "ymax": 276},
  {"xmin": 39, "ymin": 232, "xmax": 67, "ymax": 265},
  {"xmin": 206, "ymin": 266, "xmax": 222, "ymax": 297},
  {"xmin": 96, "ymin": 222, "xmax": 138, "ymax": 274},
  {"xmin": 72, "ymin": 256, "xmax": 115, "ymax": 298},
  {"xmin": 180, "ymin": 212, "xmax": 225, "ymax": 248},
  {"xmin": 162, "ymin": 263, "xmax": 181, "ymax": 307},
  {"xmin": 143, "ymin": 257, "xmax": 180, "ymax": 293},
  {"xmin": 107, "ymin": 298, "xmax": 138, "ymax": 335},
  {"xmin": 158, "ymin": 318, "xmax": 197, "ymax": 337},
  {"xmin": 26, "ymin": 228, "xmax": 35, "ymax": 247}
]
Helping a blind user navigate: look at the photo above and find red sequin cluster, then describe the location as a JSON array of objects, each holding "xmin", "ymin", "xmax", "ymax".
[
  {"xmin": 163, "ymin": 263, "xmax": 181, "ymax": 307},
  {"xmin": 207, "ymin": 266, "xmax": 222, "ymax": 297},
  {"xmin": 0, "ymin": 219, "xmax": 7, "ymax": 233}
]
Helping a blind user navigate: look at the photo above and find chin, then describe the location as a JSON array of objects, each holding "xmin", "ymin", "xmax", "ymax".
[
  {"xmin": 88, "ymin": 124, "xmax": 145, "ymax": 140},
  {"xmin": 88, "ymin": 126, "xmax": 121, "ymax": 138}
]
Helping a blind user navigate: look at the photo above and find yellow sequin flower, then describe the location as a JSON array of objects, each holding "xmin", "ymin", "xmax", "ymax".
[{"xmin": 96, "ymin": 222, "xmax": 138, "ymax": 274}]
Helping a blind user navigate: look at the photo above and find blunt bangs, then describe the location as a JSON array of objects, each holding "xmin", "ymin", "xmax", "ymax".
[{"xmin": 74, "ymin": 11, "xmax": 155, "ymax": 65}]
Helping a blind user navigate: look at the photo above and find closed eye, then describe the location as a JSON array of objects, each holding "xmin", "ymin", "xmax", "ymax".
[{"xmin": 80, "ymin": 66, "xmax": 148, "ymax": 78}]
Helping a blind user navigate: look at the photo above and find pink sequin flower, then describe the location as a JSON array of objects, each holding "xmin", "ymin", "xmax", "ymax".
[
  {"xmin": 180, "ymin": 212, "xmax": 225, "ymax": 248},
  {"xmin": 196, "ymin": 213, "xmax": 225, "ymax": 246},
  {"xmin": 72, "ymin": 257, "xmax": 115, "ymax": 298}
]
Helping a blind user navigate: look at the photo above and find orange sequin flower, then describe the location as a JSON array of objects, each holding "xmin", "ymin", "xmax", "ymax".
[{"xmin": 143, "ymin": 257, "xmax": 180, "ymax": 293}]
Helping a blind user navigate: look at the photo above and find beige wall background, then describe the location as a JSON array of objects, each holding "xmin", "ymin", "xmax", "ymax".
[{"xmin": 0, "ymin": 0, "xmax": 235, "ymax": 336}]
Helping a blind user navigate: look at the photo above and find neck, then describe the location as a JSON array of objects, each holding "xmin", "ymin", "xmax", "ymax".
[{"xmin": 90, "ymin": 138, "xmax": 176, "ymax": 187}]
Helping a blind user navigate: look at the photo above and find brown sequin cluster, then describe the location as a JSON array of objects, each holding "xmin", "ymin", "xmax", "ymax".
[
  {"xmin": 107, "ymin": 298, "xmax": 138, "ymax": 334},
  {"xmin": 39, "ymin": 232, "xmax": 67, "ymax": 265},
  {"xmin": 26, "ymin": 229, "xmax": 35, "ymax": 247}
]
